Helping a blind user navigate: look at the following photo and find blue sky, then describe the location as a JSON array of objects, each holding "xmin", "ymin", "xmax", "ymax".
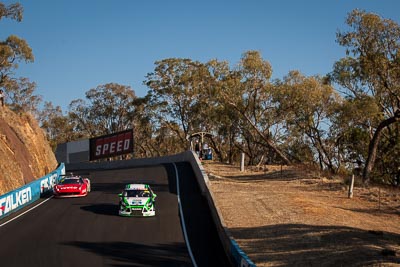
[{"xmin": 1, "ymin": 1, "xmax": 399, "ymax": 111}]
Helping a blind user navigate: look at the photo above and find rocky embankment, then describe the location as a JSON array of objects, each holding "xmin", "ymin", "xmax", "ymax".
[{"xmin": 0, "ymin": 106, "xmax": 57, "ymax": 195}]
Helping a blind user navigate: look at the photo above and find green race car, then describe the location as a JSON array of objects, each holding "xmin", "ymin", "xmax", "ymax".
[{"xmin": 118, "ymin": 184, "xmax": 157, "ymax": 216}]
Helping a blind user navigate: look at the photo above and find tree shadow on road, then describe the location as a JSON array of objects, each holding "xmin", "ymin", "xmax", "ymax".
[
  {"xmin": 63, "ymin": 241, "xmax": 192, "ymax": 267},
  {"xmin": 230, "ymin": 223, "xmax": 400, "ymax": 266}
]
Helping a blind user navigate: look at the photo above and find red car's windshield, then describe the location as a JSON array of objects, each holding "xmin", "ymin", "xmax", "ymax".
[{"xmin": 58, "ymin": 178, "xmax": 82, "ymax": 185}]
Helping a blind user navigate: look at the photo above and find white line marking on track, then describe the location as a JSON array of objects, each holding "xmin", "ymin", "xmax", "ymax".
[
  {"xmin": 173, "ymin": 162, "xmax": 198, "ymax": 267},
  {"xmin": 0, "ymin": 196, "xmax": 53, "ymax": 228}
]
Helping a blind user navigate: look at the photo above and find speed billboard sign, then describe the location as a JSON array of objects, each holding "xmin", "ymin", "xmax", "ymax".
[{"xmin": 89, "ymin": 129, "xmax": 133, "ymax": 161}]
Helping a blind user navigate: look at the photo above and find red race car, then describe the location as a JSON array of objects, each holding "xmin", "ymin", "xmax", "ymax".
[{"xmin": 53, "ymin": 175, "xmax": 91, "ymax": 198}]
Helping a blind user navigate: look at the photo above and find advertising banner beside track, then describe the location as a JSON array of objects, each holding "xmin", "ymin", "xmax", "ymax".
[
  {"xmin": 89, "ymin": 129, "xmax": 133, "ymax": 161},
  {"xmin": 0, "ymin": 163, "xmax": 65, "ymax": 220}
]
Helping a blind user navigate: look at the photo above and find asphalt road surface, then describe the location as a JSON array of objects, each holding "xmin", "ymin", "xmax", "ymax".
[{"xmin": 0, "ymin": 162, "xmax": 231, "ymax": 267}]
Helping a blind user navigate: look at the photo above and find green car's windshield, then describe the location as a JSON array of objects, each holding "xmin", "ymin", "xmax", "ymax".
[{"xmin": 124, "ymin": 190, "xmax": 151, "ymax": 198}]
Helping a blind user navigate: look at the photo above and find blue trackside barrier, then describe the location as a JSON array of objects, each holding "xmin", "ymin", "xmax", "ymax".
[
  {"xmin": 0, "ymin": 163, "xmax": 65, "ymax": 220},
  {"xmin": 231, "ymin": 239, "xmax": 256, "ymax": 267}
]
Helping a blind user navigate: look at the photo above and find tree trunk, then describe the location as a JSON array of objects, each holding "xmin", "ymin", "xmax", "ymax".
[
  {"xmin": 363, "ymin": 110, "xmax": 400, "ymax": 184},
  {"xmin": 226, "ymin": 99, "xmax": 292, "ymax": 165},
  {"xmin": 209, "ymin": 138, "xmax": 223, "ymax": 162},
  {"xmin": 242, "ymin": 113, "xmax": 291, "ymax": 165}
]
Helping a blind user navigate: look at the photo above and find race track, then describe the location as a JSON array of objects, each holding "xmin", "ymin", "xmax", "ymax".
[{"xmin": 0, "ymin": 162, "xmax": 230, "ymax": 266}]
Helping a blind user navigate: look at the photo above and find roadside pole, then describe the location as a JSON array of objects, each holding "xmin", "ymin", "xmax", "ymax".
[
  {"xmin": 240, "ymin": 153, "xmax": 245, "ymax": 172},
  {"xmin": 348, "ymin": 174, "xmax": 355, "ymax": 198}
]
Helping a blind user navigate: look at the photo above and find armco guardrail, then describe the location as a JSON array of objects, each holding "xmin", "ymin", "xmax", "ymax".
[
  {"xmin": 0, "ymin": 163, "xmax": 65, "ymax": 220},
  {"xmin": 66, "ymin": 152, "xmax": 255, "ymax": 267}
]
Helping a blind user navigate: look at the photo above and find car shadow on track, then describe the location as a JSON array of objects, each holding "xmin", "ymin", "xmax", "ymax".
[{"xmin": 80, "ymin": 203, "xmax": 119, "ymax": 216}]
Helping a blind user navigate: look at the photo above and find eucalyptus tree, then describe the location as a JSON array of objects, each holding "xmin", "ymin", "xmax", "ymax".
[
  {"xmin": 145, "ymin": 58, "xmax": 210, "ymax": 150},
  {"xmin": 275, "ymin": 71, "xmax": 341, "ymax": 172},
  {"xmin": 213, "ymin": 103, "xmax": 241, "ymax": 163},
  {"xmin": 130, "ymin": 94, "xmax": 186, "ymax": 157},
  {"xmin": 130, "ymin": 95, "xmax": 157, "ymax": 157},
  {"xmin": 39, "ymin": 101, "xmax": 82, "ymax": 150},
  {"xmin": 0, "ymin": 2, "xmax": 22, "ymax": 21},
  {"xmin": 5, "ymin": 77, "xmax": 42, "ymax": 116},
  {"xmin": 0, "ymin": 2, "xmax": 33, "ymax": 90},
  {"xmin": 68, "ymin": 83, "xmax": 136, "ymax": 137},
  {"xmin": 68, "ymin": 99, "xmax": 94, "ymax": 137},
  {"xmin": 376, "ymin": 123, "xmax": 400, "ymax": 185},
  {"xmin": 330, "ymin": 95, "xmax": 379, "ymax": 171},
  {"xmin": 332, "ymin": 9, "xmax": 400, "ymax": 183},
  {"xmin": 219, "ymin": 50, "xmax": 291, "ymax": 164},
  {"xmin": 200, "ymin": 59, "xmax": 242, "ymax": 162}
]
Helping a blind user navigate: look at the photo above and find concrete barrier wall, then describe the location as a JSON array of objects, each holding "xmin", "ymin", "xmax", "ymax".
[
  {"xmin": 0, "ymin": 163, "xmax": 65, "ymax": 220},
  {"xmin": 184, "ymin": 152, "xmax": 256, "ymax": 267},
  {"xmin": 66, "ymin": 152, "xmax": 255, "ymax": 267}
]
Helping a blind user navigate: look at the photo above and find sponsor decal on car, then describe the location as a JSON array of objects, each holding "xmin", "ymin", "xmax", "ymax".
[{"xmin": 59, "ymin": 186, "xmax": 78, "ymax": 190}]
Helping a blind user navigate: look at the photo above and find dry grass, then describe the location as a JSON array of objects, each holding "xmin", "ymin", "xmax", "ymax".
[{"xmin": 203, "ymin": 161, "xmax": 400, "ymax": 266}]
